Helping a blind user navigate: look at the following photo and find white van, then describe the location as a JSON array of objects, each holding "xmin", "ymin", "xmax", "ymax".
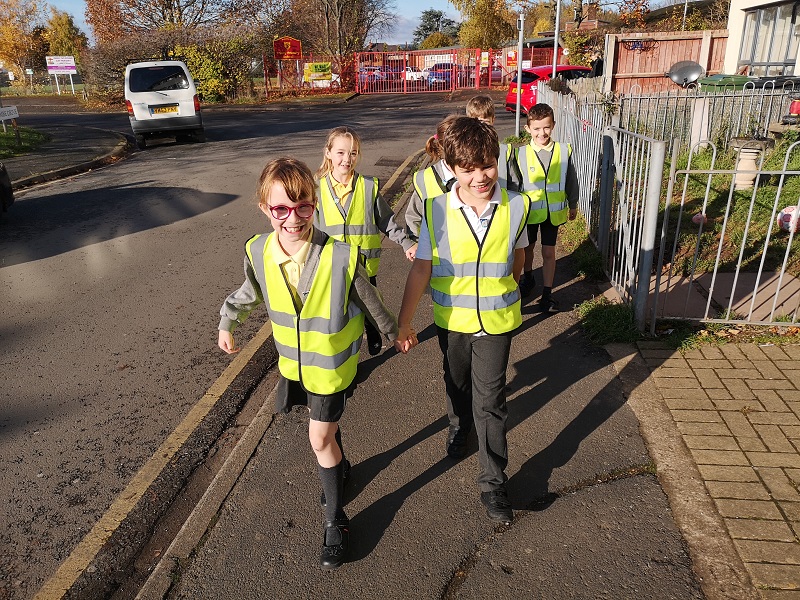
[{"xmin": 124, "ymin": 60, "xmax": 205, "ymax": 149}]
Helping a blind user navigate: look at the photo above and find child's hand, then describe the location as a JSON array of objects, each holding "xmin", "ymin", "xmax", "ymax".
[
  {"xmin": 569, "ymin": 208, "xmax": 578, "ymax": 221},
  {"xmin": 405, "ymin": 244, "xmax": 418, "ymax": 262},
  {"xmin": 218, "ymin": 330, "xmax": 239, "ymax": 354},
  {"xmin": 394, "ymin": 325, "xmax": 418, "ymax": 354}
]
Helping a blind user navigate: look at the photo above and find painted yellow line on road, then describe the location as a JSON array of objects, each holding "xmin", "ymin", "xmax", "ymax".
[
  {"xmin": 34, "ymin": 322, "xmax": 273, "ymax": 600},
  {"xmin": 382, "ymin": 148, "xmax": 424, "ymax": 193}
]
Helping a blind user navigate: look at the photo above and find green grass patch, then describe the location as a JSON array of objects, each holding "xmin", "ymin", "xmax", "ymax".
[
  {"xmin": 663, "ymin": 142, "xmax": 800, "ymax": 277},
  {"xmin": 559, "ymin": 215, "xmax": 605, "ymax": 280},
  {"xmin": 0, "ymin": 126, "xmax": 50, "ymax": 159},
  {"xmin": 575, "ymin": 296, "xmax": 641, "ymax": 345}
]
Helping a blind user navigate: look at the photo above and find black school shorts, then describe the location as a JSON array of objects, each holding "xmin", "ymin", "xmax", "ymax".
[
  {"xmin": 527, "ymin": 219, "xmax": 560, "ymax": 247},
  {"xmin": 276, "ymin": 375, "xmax": 349, "ymax": 423}
]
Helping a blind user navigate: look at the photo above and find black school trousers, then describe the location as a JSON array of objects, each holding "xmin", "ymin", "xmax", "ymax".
[{"xmin": 436, "ymin": 326, "xmax": 513, "ymax": 492}]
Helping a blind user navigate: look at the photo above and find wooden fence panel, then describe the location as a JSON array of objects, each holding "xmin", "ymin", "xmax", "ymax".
[{"xmin": 605, "ymin": 30, "xmax": 728, "ymax": 94}]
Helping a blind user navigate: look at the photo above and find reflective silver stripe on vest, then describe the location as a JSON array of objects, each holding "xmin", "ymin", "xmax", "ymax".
[
  {"xmin": 431, "ymin": 288, "xmax": 520, "ymax": 310},
  {"xmin": 549, "ymin": 199, "xmax": 569, "ymax": 212},
  {"xmin": 274, "ymin": 338, "xmax": 362, "ymax": 369},
  {"xmin": 430, "ymin": 261, "xmax": 514, "ymax": 278}
]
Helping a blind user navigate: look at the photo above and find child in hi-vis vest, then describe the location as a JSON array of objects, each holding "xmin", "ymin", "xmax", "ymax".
[
  {"xmin": 218, "ymin": 158, "xmax": 398, "ymax": 570},
  {"xmin": 509, "ymin": 103, "xmax": 579, "ymax": 313},
  {"xmin": 315, "ymin": 126, "xmax": 414, "ymax": 355},
  {"xmin": 395, "ymin": 117, "xmax": 529, "ymax": 526}
]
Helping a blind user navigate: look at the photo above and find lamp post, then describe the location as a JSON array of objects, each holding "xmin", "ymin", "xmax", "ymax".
[
  {"xmin": 515, "ymin": 12, "xmax": 524, "ymax": 135},
  {"xmin": 552, "ymin": 0, "xmax": 562, "ymax": 79}
]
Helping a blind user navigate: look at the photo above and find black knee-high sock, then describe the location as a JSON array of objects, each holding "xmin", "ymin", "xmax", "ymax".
[
  {"xmin": 318, "ymin": 461, "xmax": 346, "ymax": 522},
  {"xmin": 335, "ymin": 427, "xmax": 345, "ymax": 460},
  {"xmin": 542, "ymin": 286, "xmax": 552, "ymax": 300}
]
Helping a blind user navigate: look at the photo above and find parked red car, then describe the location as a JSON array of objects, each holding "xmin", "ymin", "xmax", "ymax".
[{"xmin": 505, "ymin": 65, "xmax": 592, "ymax": 114}]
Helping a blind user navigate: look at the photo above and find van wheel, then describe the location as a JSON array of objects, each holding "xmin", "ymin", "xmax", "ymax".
[
  {"xmin": 135, "ymin": 134, "xmax": 146, "ymax": 149},
  {"xmin": 194, "ymin": 129, "xmax": 206, "ymax": 143}
]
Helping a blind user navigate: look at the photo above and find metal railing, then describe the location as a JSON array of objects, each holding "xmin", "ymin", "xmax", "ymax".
[
  {"xmin": 651, "ymin": 141, "xmax": 800, "ymax": 332},
  {"xmin": 619, "ymin": 82, "xmax": 798, "ymax": 154}
]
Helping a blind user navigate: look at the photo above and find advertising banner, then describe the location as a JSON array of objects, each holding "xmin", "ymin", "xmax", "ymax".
[{"xmin": 46, "ymin": 56, "xmax": 77, "ymax": 75}]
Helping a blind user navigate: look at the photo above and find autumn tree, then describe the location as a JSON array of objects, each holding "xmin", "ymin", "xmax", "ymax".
[
  {"xmin": 309, "ymin": 0, "xmax": 396, "ymax": 55},
  {"xmin": 452, "ymin": 0, "xmax": 515, "ymax": 49},
  {"xmin": 45, "ymin": 9, "xmax": 89, "ymax": 63},
  {"xmin": 413, "ymin": 9, "xmax": 460, "ymax": 47},
  {"xmin": 420, "ymin": 31, "xmax": 455, "ymax": 49},
  {"xmin": 85, "ymin": 0, "xmax": 127, "ymax": 44},
  {"xmin": 615, "ymin": 0, "xmax": 649, "ymax": 29},
  {"xmin": 0, "ymin": 0, "xmax": 46, "ymax": 77}
]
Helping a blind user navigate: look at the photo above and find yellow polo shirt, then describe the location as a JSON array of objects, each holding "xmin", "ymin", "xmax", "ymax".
[
  {"xmin": 331, "ymin": 176, "xmax": 353, "ymax": 211},
  {"xmin": 270, "ymin": 233, "xmax": 312, "ymax": 310}
]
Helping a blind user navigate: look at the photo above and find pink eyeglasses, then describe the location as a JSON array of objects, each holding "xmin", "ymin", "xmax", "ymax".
[{"xmin": 267, "ymin": 203, "xmax": 315, "ymax": 220}]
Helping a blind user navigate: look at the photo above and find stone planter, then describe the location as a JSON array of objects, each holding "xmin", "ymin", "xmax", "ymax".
[{"xmin": 729, "ymin": 137, "xmax": 775, "ymax": 190}]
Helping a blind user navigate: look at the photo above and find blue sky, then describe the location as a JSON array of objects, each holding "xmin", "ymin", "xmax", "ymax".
[{"xmin": 47, "ymin": 0, "xmax": 460, "ymax": 46}]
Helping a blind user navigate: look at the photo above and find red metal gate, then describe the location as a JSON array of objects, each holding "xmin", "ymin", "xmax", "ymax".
[{"xmin": 355, "ymin": 48, "xmax": 493, "ymax": 94}]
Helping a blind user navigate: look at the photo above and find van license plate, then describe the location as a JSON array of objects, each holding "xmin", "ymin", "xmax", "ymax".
[{"xmin": 151, "ymin": 105, "xmax": 178, "ymax": 115}]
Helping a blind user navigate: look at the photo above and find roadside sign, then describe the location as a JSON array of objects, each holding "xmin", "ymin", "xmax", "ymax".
[
  {"xmin": 0, "ymin": 105, "xmax": 19, "ymax": 121},
  {"xmin": 481, "ymin": 52, "xmax": 489, "ymax": 68},
  {"xmin": 507, "ymin": 50, "xmax": 517, "ymax": 68},
  {"xmin": 25, "ymin": 68, "xmax": 33, "ymax": 75},
  {"xmin": 273, "ymin": 37, "xmax": 302, "ymax": 61},
  {"xmin": 46, "ymin": 55, "xmax": 77, "ymax": 75},
  {"xmin": 304, "ymin": 62, "xmax": 332, "ymax": 81}
]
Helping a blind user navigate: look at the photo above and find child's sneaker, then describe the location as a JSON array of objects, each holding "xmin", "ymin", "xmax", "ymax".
[
  {"xmin": 539, "ymin": 296, "xmax": 560, "ymax": 313},
  {"xmin": 518, "ymin": 271, "xmax": 536, "ymax": 298}
]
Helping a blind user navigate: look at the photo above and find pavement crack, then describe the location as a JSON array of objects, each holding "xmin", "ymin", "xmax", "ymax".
[{"xmin": 440, "ymin": 462, "xmax": 656, "ymax": 600}]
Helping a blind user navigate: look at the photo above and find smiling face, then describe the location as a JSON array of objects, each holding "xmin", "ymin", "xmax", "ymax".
[
  {"xmin": 524, "ymin": 115, "xmax": 555, "ymax": 147},
  {"xmin": 260, "ymin": 181, "xmax": 314, "ymax": 251},
  {"xmin": 452, "ymin": 158, "xmax": 498, "ymax": 207},
  {"xmin": 324, "ymin": 134, "xmax": 359, "ymax": 183}
]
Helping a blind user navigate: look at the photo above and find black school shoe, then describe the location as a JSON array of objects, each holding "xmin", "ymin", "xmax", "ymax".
[
  {"xmin": 480, "ymin": 488, "xmax": 513, "ymax": 524},
  {"xmin": 320, "ymin": 459, "xmax": 351, "ymax": 507},
  {"xmin": 446, "ymin": 425, "xmax": 470, "ymax": 459},
  {"xmin": 320, "ymin": 518, "xmax": 350, "ymax": 570},
  {"xmin": 539, "ymin": 296, "xmax": 561, "ymax": 313},
  {"xmin": 366, "ymin": 326, "xmax": 383, "ymax": 355},
  {"xmin": 518, "ymin": 270, "xmax": 536, "ymax": 298}
]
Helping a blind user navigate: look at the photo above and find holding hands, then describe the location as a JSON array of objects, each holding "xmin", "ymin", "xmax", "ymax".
[{"xmin": 394, "ymin": 324, "xmax": 418, "ymax": 354}]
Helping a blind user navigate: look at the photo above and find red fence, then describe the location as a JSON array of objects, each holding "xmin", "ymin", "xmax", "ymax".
[{"xmin": 355, "ymin": 48, "xmax": 512, "ymax": 94}]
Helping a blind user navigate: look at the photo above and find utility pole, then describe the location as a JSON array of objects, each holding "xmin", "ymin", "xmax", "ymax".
[
  {"xmin": 515, "ymin": 12, "xmax": 525, "ymax": 135},
  {"xmin": 552, "ymin": 0, "xmax": 562, "ymax": 79}
]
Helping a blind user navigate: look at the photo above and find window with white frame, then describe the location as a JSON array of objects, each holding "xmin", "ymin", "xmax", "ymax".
[{"xmin": 738, "ymin": 2, "xmax": 800, "ymax": 76}]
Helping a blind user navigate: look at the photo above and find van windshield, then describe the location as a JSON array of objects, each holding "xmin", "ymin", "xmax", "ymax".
[{"xmin": 129, "ymin": 66, "xmax": 189, "ymax": 92}]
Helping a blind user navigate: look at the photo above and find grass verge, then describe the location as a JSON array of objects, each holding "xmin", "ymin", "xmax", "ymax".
[
  {"xmin": 575, "ymin": 296, "xmax": 641, "ymax": 345},
  {"xmin": 0, "ymin": 126, "xmax": 50, "ymax": 159}
]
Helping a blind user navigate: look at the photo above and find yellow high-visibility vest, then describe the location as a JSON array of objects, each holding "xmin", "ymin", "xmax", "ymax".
[
  {"xmin": 316, "ymin": 173, "xmax": 383, "ymax": 277},
  {"xmin": 426, "ymin": 189, "xmax": 529, "ymax": 334},
  {"xmin": 413, "ymin": 166, "xmax": 447, "ymax": 201},
  {"xmin": 246, "ymin": 233, "xmax": 365, "ymax": 395},
  {"xmin": 516, "ymin": 142, "xmax": 571, "ymax": 225}
]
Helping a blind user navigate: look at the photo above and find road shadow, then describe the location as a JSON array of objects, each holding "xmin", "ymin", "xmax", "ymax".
[{"xmin": 0, "ymin": 183, "xmax": 236, "ymax": 266}]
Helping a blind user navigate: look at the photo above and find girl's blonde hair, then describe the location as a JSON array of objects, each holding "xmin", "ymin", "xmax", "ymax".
[
  {"xmin": 316, "ymin": 126, "xmax": 362, "ymax": 179},
  {"xmin": 425, "ymin": 114, "xmax": 461, "ymax": 161},
  {"xmin": 257, "ymin": 157, "xmax": 316, "ymax": 207}
]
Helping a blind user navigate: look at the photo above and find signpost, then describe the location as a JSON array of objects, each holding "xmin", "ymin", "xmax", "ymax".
[
  {"xmin": 273, "ymin": 37, "xmax": 303, "ymax": 91},
  {"xmin": 46, "ymin": 56, "xmax": 78, "ymax": 95},
  {"xmin": 0, "ymin": 105, "xmax": 20, "ymax": 141}
]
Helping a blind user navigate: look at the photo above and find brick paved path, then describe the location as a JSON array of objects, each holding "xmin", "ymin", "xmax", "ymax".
[{"xmin": 640, "ymin": 341, "xmax": 800, "ymax": 597}]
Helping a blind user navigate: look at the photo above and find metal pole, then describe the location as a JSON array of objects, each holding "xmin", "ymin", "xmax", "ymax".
[
  {"xmin": 515, "ymin": 12, "xmax": 524, "ymax": 135},
  {"xmin": 682, "ymin": 0, "xmax": 689, "ymax": 30},
  {"xmin": 552, "ymin": 0, "xmax": 562, "ymax": 78},
  {"xmin": 634, "ymin": 139, "xmax": 667, "ymax": 332}
]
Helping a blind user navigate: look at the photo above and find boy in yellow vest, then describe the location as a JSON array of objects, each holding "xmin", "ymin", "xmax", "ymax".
[
  {"xmin": 218, "ymin": 158, "xmax": 399, "ymax": 570},
  {"xmin": 395, "ymin": 117, "xmax": 529, "ymax": 525},
  {"xmin": 510, "ymin": 103, "xmax": 579, "ymax": 312}
]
